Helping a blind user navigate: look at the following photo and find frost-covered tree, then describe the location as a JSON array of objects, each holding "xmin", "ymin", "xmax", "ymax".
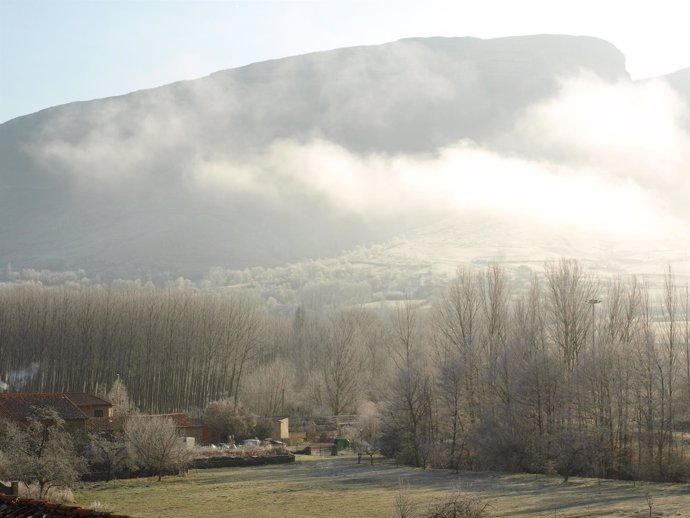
[
  {"xmin": 125, "ymin": 416, "xmax": 190, "ymax": 481},
  {"xmin": 202, "ymin": 399, "xmax": 257, "ymax": 442},
  {"xmin": 107, "ymin": 377, "xmax": 138, "ymax": 419},
  {"xmin": 0, "ymin": 409, "xmax": 86, "ymax": 499}
]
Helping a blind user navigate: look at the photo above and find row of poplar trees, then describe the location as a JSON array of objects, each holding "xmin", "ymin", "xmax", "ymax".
[
  {"xmin": 0, "ymin": 286, "xmax": 263, "ymax": 411},
  {"xmin": 1, "ymin": 258, "xmax": 689, "ymax": 482}
]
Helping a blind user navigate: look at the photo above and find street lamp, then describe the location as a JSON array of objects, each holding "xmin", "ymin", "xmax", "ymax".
[{"xmin": 587, "ymin": 298, "xmax": 601, "ymax": 349}]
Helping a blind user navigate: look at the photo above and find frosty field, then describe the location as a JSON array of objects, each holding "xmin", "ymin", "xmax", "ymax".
[{"xmin": 76, "ymin": 456, "xmax": 690, "ymax": 518}]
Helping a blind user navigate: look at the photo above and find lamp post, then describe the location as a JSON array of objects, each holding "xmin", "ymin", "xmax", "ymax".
[{"xmin": 588, "ymin": 298, "xmax": 601, "ymax": 349}]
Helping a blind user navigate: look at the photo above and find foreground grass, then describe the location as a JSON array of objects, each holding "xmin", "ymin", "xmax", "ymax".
[
  {"xmin": 76, "ymin": 456, "xmax": 690, "ymax": 518},
  {"xmin": 76, "ymin": 456, "xmax": 415, "ymax": 518}
]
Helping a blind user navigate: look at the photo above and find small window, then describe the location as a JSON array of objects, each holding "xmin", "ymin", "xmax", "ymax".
[{"xmin": 94, "ymin": 409, "xmax": 104, "ymax": 417}]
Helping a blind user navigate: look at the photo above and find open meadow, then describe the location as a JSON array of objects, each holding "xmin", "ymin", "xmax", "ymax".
[{"xmin": 75, "ymin": 456, "xmax": 690, "ymax": 518}]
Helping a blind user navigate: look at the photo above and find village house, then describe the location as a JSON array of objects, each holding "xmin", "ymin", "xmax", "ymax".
[
  {"xmin": 0, "ymin": 392, "xmax": 89, "ymax": 436},
  {"xmin": 64, "ymin": 392, "xmax": 113, "ymax": 418},
  {"xmin": 0, "ymin": 392, "xmax": 227, "ymax": 446},
  {"xmin": 129, "ymin": 413, "xmax": 221, "ymax": 445},
  {"xmin": 88, "ymin": 412, "xmax": 221, "ymax": 446},
  {"xmin": 0, "ymin": 392, "xmax": 114, "ymax": 443}
]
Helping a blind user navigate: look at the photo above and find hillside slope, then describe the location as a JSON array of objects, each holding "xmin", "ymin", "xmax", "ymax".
[{"xmin": 2, "ymin": 35, "xmax": 686, "ymax": 280}]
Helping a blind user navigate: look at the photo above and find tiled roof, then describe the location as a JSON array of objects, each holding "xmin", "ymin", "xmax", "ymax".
[
  {"xmin": 162, "ymin": 413, "xmax": 202, "ymax": 428},
  {"xmin": 0, "ymin": 393, "xmax": 87, "ymax": 421},
  {"xmin": 93, "ymin": 413, "xmax": 216, "ymax": 433},
  {"xmin": 130, "ymin": 413, "xmax": 201, "ymax": 429},
  {"xmin": 64, "ymin": 393, "xmax": 113, "ymax": 408},
  {"xmin": 0, "ymin": 494, "xmax": 130, "ymax": 517}
]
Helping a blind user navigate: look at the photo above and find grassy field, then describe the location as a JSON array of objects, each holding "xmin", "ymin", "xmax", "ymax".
[{"xmin": 75, "ymin": 455, "xmax": 690, "ymax": 518}]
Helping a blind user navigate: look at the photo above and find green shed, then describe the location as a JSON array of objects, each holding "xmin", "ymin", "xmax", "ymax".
[{"xmin": 333, "ymin": 437, "xmax": 351, "ymax": 451}]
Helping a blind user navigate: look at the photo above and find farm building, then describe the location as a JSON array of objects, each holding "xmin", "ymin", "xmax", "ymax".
[
  {"xmin": 0, "ymin": 392, "xmax": 89, "ymax": 436},
  {"xmin": 269, "ymin": 416, "xmax": 289, "ymax": 440},
  {"xmin": 64, "ymin": 392, "xmax": 113, "ymax": 418},
  {"xmin": 87, "ymin": 411, "xmax": 220, "ymax": 445}
]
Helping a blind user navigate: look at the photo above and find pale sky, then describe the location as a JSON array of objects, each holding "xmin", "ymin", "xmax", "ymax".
[{"xmin": 1, "ymin": 0, "xmax": 688, "ymax": 124}]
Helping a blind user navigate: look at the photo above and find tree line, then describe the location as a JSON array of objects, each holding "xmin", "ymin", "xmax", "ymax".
[
  {"xmin": 1, "ymin": 259, "xmax": 690, "ymax": 481},
  {"xmin": 382, "ymin": 261, "xmax": 690, "ymax": 482},
  {"xmin": 0, "ymin": 287, "xmax": 263, "ymax": 412}
]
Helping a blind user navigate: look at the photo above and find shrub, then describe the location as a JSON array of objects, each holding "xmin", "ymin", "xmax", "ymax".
[
  {"xmin": 254, "ymin": 418, "xmax": 275, "ymax": 440},
  {"xmin": 125, "ymin": 416, "xmax": 191, "ymax": 481},
  {"xmin": 86, "ymin": 432, "xmax": 128, "ymax": 480},
  {"xmin": 20, "ymin": 482, "xmax": 75, "ymax": 504},
  {"xmin": 88, "ymin": 501, "xmax": 116, "ymax": 513},
  {"xmin": 424, "ymin": 494, "xmax": 492, "ymax": 518},
  {"xmin": 203, "ymin": 399, "xmax": 257, "ymax": 442},
  {"xmin": 394, "ymin": 489, "xmax": 492, "ymax": 518},
  {"xmin": 194, "ymin": 444, "xmax": 289, "ymax": 459}
]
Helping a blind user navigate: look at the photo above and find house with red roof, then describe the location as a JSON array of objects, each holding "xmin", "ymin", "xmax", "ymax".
[
  {"xmin": 0, "ymin": 393, "xmax": 89, "ymax": 436},
  {"xmin": 0, "ymin": 392, "xmax": 113, "ymax": 440},
  {"xmin": 126, "ymin": 413, "xmax": 220, "ymax": 445},
  {"xmin": 86, "ymin": 412, "xmax": 220, "ymax": 445},
  {"xmin": 64, "ymin": 393, "xmax": 113, "ymax": 418}
]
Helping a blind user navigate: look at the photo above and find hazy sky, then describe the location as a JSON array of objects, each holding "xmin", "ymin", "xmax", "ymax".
[{"xmin": 1, "ymin": 0, "xmax": 689, "ymax": 124}]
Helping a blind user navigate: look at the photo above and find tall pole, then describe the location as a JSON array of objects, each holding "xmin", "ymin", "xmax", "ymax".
[{"xmin": 588, "ymin": 298, "xmax": 601, "ymax": 349}]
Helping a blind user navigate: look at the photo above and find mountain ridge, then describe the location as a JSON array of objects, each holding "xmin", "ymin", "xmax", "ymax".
[{"xmin": 1, "ymin": 35, "xmax": 687, "ymax": 280}]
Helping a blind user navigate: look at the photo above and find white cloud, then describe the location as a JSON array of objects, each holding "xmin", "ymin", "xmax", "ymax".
[
  {"xmin": 187, "ymin": 135, "xmax": 681, "ymax": 242},
  {"xmin": 513, "ymin": 73, "xmax": 690, "ymax": 183},
  {"xmin": 29, "ymin": 70, "xmax": 690, "ymax": 246}
]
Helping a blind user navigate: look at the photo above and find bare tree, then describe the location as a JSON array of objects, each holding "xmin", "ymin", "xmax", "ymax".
[
  {"xmin": 322, "ymin": 311, "xmax": 363, "ymax": 416},
  {"xmin": 86, "ymin": 432, "xmax": 127, "ymax": 480},
  {"xmin": 385, "ymin": 299, "xmax": 434, "ymax": 468},
  {"xmin": 660, "ymin": 267, "xmax": 679, "ymax": 463},
  {"xmin": 241, "ymin": 360, "xmax": 296, "ymax": 417},
  {"xmin": 0, "ymin": 409, "xmax": 86, "ymax": 499},
  {"xmin": 106, "ymin": 376, "xmax": 138, "ymax": 420},
  {"xmin": 681, "ymin": 284, "xmax": 690, "ymax": 415},
  {"xmin": 480, "ymin": 264, "xmax": 511, "ymax": 410},
  {"xmin": 436, "ymin": 268, "xmax": 483, "ymax": 423},
  {"xmin": 435, "ymin": 350, "xmax": 467, "ymax": 469},
  {"xmin": 202, "ymin": 399, "xmax": 257, "ymax": 443},
  {"xmin": 125, "ymin": 416, "xmax": 190, "ymax": 481},
  {"xmin": 544, "ymin": 258, "xmax": 597, "ymax": 371}
]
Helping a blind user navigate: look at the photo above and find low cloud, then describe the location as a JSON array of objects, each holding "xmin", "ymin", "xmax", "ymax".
[
  {"xmin": 507, "ymin": 72, "xmax": 690, "ymax": 214},
  {"xmin": 192, "ymin": 136, "xmax": 679, "ymax": 239},
  {"xmin": 29, "ymin": 69, "xmax": 690, "ymax": 245}
]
